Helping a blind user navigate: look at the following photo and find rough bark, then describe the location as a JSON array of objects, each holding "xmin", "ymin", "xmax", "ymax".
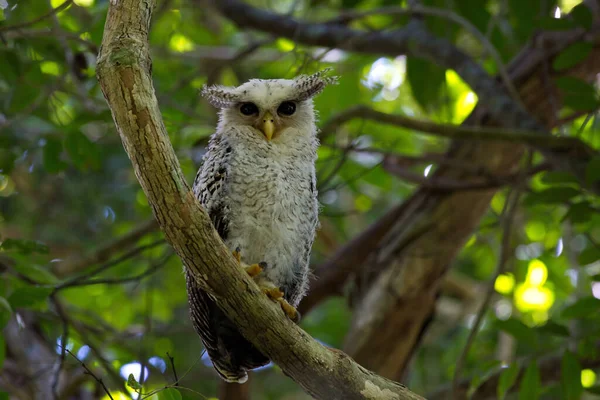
[
  {"xmin": 343, "ymin": 16, "xmax": 600, "ymax": 380},
  {"xmin": 95, "ymin": 0, "xmax": 423, "ymax": 399}
]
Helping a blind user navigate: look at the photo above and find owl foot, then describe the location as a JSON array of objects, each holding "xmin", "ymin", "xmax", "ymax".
[
  {"xmin": 261, "ymin": 285, "xmax": 300, "ymax": 323},
  {"xmin": 232, "ymin": 247, "xmax": 265, "ymax": 278}
]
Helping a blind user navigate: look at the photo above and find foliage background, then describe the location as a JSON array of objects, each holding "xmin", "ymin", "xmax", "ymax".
[{"xmin": 1, "ymin": 0, "xmax": 600, "ymax": 399}]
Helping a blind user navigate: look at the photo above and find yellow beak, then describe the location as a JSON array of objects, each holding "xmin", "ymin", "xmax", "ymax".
[{"xmin": 261, "ymin": 112, "xmax": 275, "ymax": 141}]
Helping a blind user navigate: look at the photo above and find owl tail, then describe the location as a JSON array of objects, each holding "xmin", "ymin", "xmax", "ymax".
[
  {"xmin": 185, "ymin": 271, "xmax": 270, "ymax": 383},
  {"xmin": 212, "ymin": 361, "xmax": 248, "ymax": 383}
]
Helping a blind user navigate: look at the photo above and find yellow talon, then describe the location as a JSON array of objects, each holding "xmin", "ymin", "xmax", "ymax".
[
  {"xmin": 245, "ymin": 263, "xmax": 263, "ymax": 277},
  {"xmin": 260, "ymin": 285, "xmax": 299, "ymax": 322},
  {"xmin": 232, "ymin": 248, "xmax": 242, "ymax": 263}
]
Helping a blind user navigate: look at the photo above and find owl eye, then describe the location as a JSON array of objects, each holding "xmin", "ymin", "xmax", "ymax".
[
  {"xmin": 240, "ymin": 102, "xmax": 259, "ymax": 116},
  {"xmin": 277, "ymin": 101, "xmax": 296, "ymax": 116}
]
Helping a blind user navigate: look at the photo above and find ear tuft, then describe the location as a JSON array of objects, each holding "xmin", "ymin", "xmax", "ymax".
[
  {"xmin": 200, "ymin": 85, "xmax": 240, "ymax": 108},
  {"xmin": 293, "ymin": 68, "xmax": 339, "ymax": 101}
]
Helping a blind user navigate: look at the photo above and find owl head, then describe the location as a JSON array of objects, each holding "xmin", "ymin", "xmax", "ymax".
[{"xmin": 201, "ymin": 69, "xmax": 337, "ymax": 142}]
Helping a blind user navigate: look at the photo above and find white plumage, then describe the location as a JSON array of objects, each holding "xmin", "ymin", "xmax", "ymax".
[{"xmin": 185, "ymin": 70, "xmax": 337, "ymax": 383}]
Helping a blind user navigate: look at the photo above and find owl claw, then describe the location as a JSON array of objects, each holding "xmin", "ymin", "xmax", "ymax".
[
  {"xmin": 261, "ymin": 286, "xmax": 300, "ymax": 323},
  {"xmin": 245, "ymin": 263, "xmax": 263, "ymax": 277},
  {"xmin": 232, "ymin": 248, "xmax": 265, "ymax": 278},
  {"xmin": 232, "ymin": 247, "xmax": 242, "ymax": 263}
]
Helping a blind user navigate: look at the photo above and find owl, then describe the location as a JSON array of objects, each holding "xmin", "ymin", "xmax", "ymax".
[{"xmin": 185, "ymin": 70, "xmax": 337, "ymax": 383}]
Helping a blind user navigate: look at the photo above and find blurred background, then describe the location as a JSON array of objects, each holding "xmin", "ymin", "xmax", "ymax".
[{"xmin": 1, "ymin": 0, "xmax": 600, "ymax": 399}]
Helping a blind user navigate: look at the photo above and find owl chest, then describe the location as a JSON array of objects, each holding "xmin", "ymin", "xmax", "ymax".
[
  {"xmin": 228, "ymin": 155, "xmax": 312, "ymax": 224},
  {"xmin": 224, "ymin": 151, "xmax": 315, "ymax": 267}
]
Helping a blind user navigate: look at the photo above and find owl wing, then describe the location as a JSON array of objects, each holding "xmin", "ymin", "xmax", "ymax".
[{"xmin": 186, "ymin": 133, "xmax": 268, "ymax": 383}]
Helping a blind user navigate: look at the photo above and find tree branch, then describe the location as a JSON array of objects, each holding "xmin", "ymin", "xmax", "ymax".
[
  {"xmin": 95, "ymin": 1, "xmax": 422, "ymax": 399},
  {"xmin": 208, "ymin": 0, "xmax": 600, "ymax": 193},
  {"xmin": 320, "ymin": 105, "xmax": 592, "ymax": 153},
  {"xmin": 0, "ymin": 0, "xmax": 73, "ymax": 33},
  {"xmin": 328, "ymin": 2, "xmax": 600, "ymax": 381}
]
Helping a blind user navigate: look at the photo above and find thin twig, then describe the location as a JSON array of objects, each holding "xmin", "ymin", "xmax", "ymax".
[
  {"xmin": 451, "ymin": 155, "xmax": 528, "ymax": 397},
  {"xmin": 63, "ymin": 347, "xmax": 114, "ymax": 400},
  {"xmin": 55, "ymin": 250, "xmax": 173, "ymax": 290},
  {"xmin": 51, "ymin": 297, "xmax": 69, "ymax": 400},
  {"xmin": 55, "ymin": 219, "xmax": 159, "ymax": 276},
  {"xmin": 0, "ymin": 0, "xmax": 74, "ymax": 32},
  {"xmin": 53, "ymin": 239, "xmax": 166, "ymax": 292},
  {"xmin": 327, "ymin": 5, "xmax": 522, "ymax": 105},
  {"xmin": 319, "ymin": 105, "xmax": 593, "ymax": 154},
  {"xmin": 166, "ymin": 352, "xmax": 179, "ymax": 386}
]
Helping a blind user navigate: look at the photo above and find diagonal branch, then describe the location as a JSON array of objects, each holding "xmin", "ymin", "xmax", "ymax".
[{"xmin": 95, "ymin": 1, "xmax": 423, "ymax": 399}]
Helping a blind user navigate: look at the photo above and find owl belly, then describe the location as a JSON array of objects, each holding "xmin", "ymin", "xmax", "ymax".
[{"xmin": 225, "ymin": 161, "xmax": 315, "ymax": 292}]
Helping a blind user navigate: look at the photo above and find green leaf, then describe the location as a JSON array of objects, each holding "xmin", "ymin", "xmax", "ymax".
[
  {"xmin": 570, "ymin": 4, "xmax": 593, "ymax": 30},
  {"xmin": 0, "ymin": 238, "xmax": 49, "ymax": 255},
  {"xmin": 519, "ymin": 362, "xmax": 541, "ymax": 400},
  {"xmin": 561, "ymin": 351, "xmax": 583, "ymax": 400},
  {"xmin": 537, "ymin": 16, "xmax": 576, "ymax": 30},
  {"xmin": 0, "ymin": 297, "xmax": 11, "ymax": 330},
  {"xmin": 0, "ymin": 391, "xmax": 8, "ymax": 400},
  {"xmin": 577, "ymin": 247, "xmax": 600, "ymax": 266},
  {"xmin": 43, "ymin": 137, "xmax": 68, "ymax": 174},
  {"xmin": 541, "ymin": 171, "xmax": 579, "ymax": 186},
  {"xmin": 563, "ymin": 202, "xmax": 595, "ymax": 225},
  {"xmin": 561, "ymin": 296, "xmax": 600, "ymax": 319},
  {"xmin": 554, "ymin": 76, "xmax": 600, "ymax": 111},
  {"xmin": 406, "ymin": 57, "xmax": 446, "ymax": 112},
  {"xmin": 157, "ymin": 388, "xmax": 182, "ymax": 400},
  {"xmin": 0, "ymin": 148, "xmax": 16, "ymax": 174},
  {"xmin": 127, "ymin": 373, "xmax": 142, "ymax": 391},
  {"xmin": 10, "ymin": 264, "xmax": 58, "ymax": 285},
  {"xmin": 0, "ymin": 49, "xmax": 21, "ymax": 82},
  {"xmin": 467, "ymin": 359, "xmax": 502, "ymax": 397},
  {"xmin": 590, "ymin": 274, "xmax": 600, "ymax": 282},
  {"xmin": 553, "ymin": 42, "xmax": 593, "ymax": 71},
  {"xmin": 64, "ymin": 131, "xmax": 101, "ymax": 171},
  {"xmin": 498, "ymin": 362, "xmax": 519, "ymax": 400},
  {"xmin": 525, "ymin": 187, "xmax": 580, "ymax": 205},
  {"xmin": 495, "ymin": 318, "xmax": 538, "ymax": 348},
  {"xmin": 509, "ymin": 0, "xmax": 556, "ymax": 42},
  {"xmin": 537, "ymin": 321, "xmax": 570, "ymax": 337},
  {"xmin": 7, "ymin": 287, "xmax": 52, "ymax": 309},
  {"xmin": 585, "ymin": 156, "xmax": 600, "ymax": 185}
]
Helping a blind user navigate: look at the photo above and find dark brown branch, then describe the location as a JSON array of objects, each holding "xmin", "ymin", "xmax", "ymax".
[
  {"xmin": 338, "ymin": 1, "xmax": 600, "ymax": 381},
  {"xmin": 209, "ymin": 0, "xmax": 600, "ymax": 193},
  {"xmin": 383, "ymin": 156, "xmax": 549, "ymax": 191},
  {"xmin": 208, "ymin": 0, "xmax": 537, "ymax": 129},
  {"xmin": 320, "ymin": 105, "xmax": 593, "ymax": 153}
]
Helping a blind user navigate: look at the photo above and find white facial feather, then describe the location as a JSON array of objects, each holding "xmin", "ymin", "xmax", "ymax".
[{"xmin": 201, "ymin": 69, "xmax": 337, "ymax": 145}]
